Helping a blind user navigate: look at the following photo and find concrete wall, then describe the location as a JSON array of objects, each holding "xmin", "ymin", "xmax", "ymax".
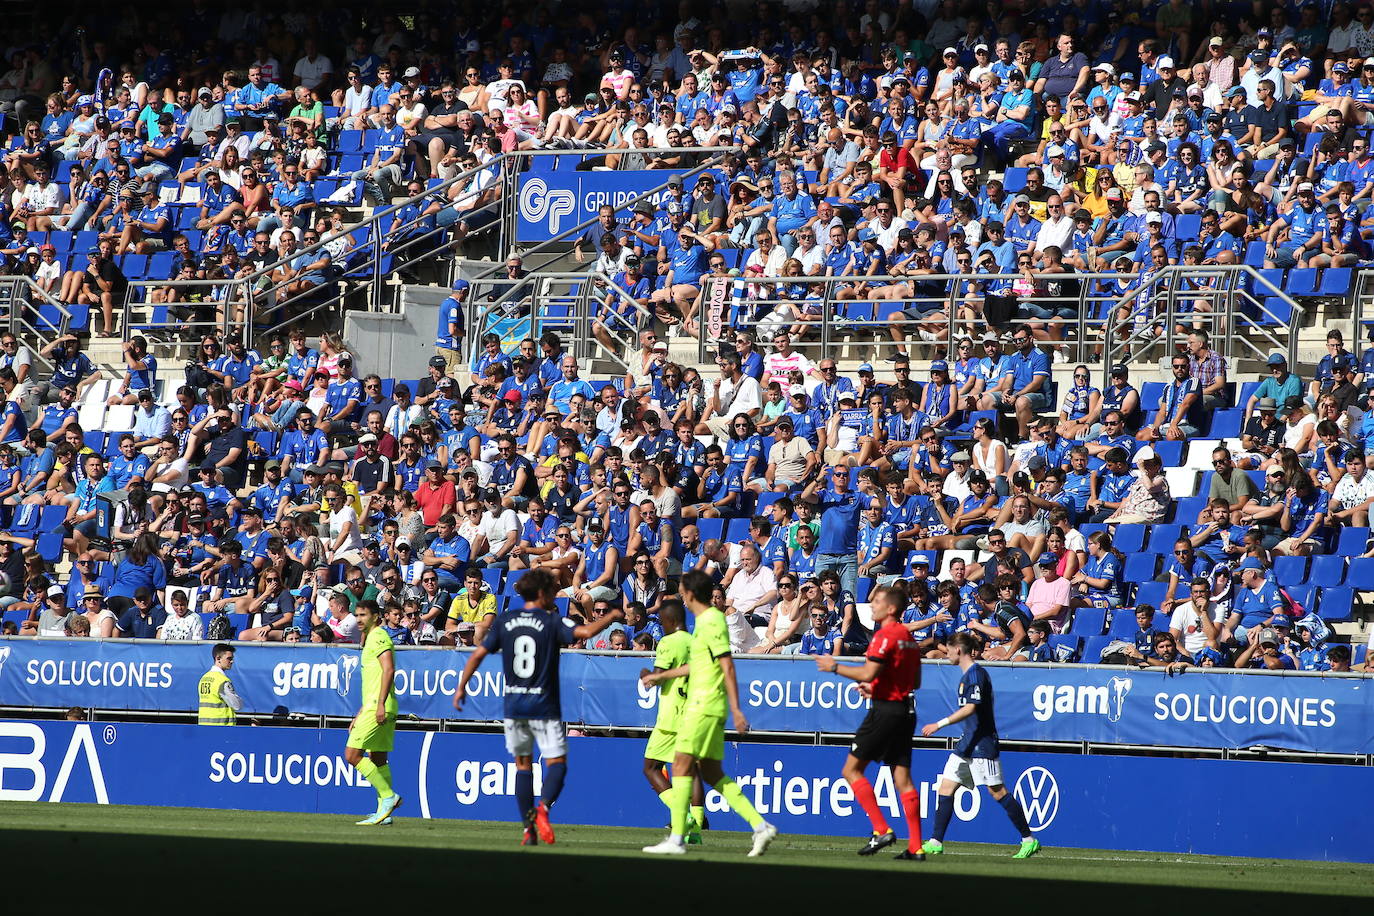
[{"xmin": 343, "ymin": 285, "xmax": 446, "ymax": 379}]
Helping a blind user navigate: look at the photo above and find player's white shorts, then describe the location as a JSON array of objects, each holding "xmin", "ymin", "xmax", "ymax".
[
  {"xmin": 503, "ymin": 718, "xmax": 567, "ymax": 758},
  {"xmin": 941, "ymin": 753, "xmax": 1003, "ymax": 788}
]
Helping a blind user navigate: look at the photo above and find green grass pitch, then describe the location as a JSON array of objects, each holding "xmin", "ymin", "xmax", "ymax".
[{"xmin": 4, "ymin": 802, "xmax": 1371, "ymax": 910}]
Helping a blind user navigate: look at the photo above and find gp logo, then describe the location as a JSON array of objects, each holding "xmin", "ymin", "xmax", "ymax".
[{"xmin": 519, "ymin": 177, "xmax": 575, "ymax": 235}]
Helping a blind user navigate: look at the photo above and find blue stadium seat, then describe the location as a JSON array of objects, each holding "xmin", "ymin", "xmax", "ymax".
[
  {"xmin": 1206, "ymin": 410, "xmax": 1244, "ymax": 439},
  {"xmin": 1337, "ymin": 526, "xmax": 1373, "ymax": 557},
  {"xmin": 1070, "ymin": 606, "xmax": 1106, "ymax": 636},
  {"xmin": 1285, "ymin": 269, "xmax": 1320, "ymax": 297},
  {"xmin": 1144, "ymin": 524, "xmax": 1182, "ymax": 554},
  {"xmin": 1002, "ymin": 167, "xmax": 1028, "ymax": 192},
  {"xmin": 1346, "ymin": 557, "xmax": 1374, "ymax": 592},
  {"xmin": 854, "ymin": 578, "xmax": 874, "ymax": 602},
  {"xmin": 1133, "ymin": 581, "xmax": 1168, "ymax": 608},
  {"xmin": 2, "ymin": 610, "xmax": 29, "ymax": 630},
  {"xmin": 1124, "ymin": 552, "xmax": 1157, "ymax": 584},
  {"xmin": 1319, "ymin": 268, "xmax": 1352, "ymax": 296},
  {"xmin": 1285, "ymin": 583, "xmax": 1316, "ymax": 613},
  {"xmin": 1152, "ymin": 440, "xmax": 1182, "ymax": 467},
  {"xmin": 482, "ymin": 568, "xmax": 503, "ymax": 593},
  {"xmin": 1171, "ymin": 496, "xmax": 1206, "ymax": 526},
  {"xmin": 1271, "ymin": 554, "xmax": 1308, "ymax": 585},
  {"xmin": 1112, "ymin": 524, "xmax": 1146, "ymax": 554},
  {"xmin": 1082, "ymin": 635, "xmax": 1113, "ymax": 663},
  {"xmin": 1048, "ymin": 635, "xmax": 1082, "ymax": 662},
  {"xmin": 1308, "ymin": 554, "xmax": 1346, "ymax": 587},
  {"xmin": 695, "ymin": 518, "xmax": 724, "ymax": 543},
  {"xmin": 724, "ymin": 517, "xmax": 752, "ymax": 543},
  {"xmin": 1319, "ymin": 587, "xmax": 1354, "ymax": 623}
]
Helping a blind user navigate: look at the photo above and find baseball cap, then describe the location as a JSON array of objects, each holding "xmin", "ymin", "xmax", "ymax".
[
  {"xmin": 264, "ymin": 458, "xmax": 282, "ymax": 469},
  {"xmin": 1013, "ymin": 193, "xmax": 1031, "ymax": 204},
  {"xmin": 1037, "ymin": 553, "xmax": 1057, "ymax": 567},
  {"xmin": 1146, "ymin": 212, "xmax": 1163, "ymax": 225},
  {"xmin": 1209, "ymin": 36, "xmax": 1224, "ymax": 46},
  {"xmin": 403, "ymin": 66, "xmax": 420, "ymax": 77},
  {"xmin": 1110, "ymin": 364, "xmax": 1129, "ymax": 376},
  {"xmin": 1284, "ymin": 395, "xmax": 1304, "ymax": 412},
  {"xmin": 651, "ymin": 341, "xmax": 668, "ymax": 352},
  {"xmin": 1155, "ymin": 55, "xmax": 1174, "ymax": 69},
  {"xmin": 302, "ymin": 463, "xmax": 324, "ymax": 476},
  {"xmin": 667, "ymin": 174, "xmax": 683, "ymax": 187},
  {"xmin": 1297, "ymin": 181, "xmax": 1315, "ymax": 192},
  {"xmin": 789, "ymin": 384, "xmax": 808, "ymax": 398},
  {"xmin": 503, "ymin": 390, "xmax": 522, "ymax": 402},
  {"xmin": 358, "ymin": 433, "xmax": 378, "ymax": 445},
  {"xmin": 1266, "ymin": 353, "xmax": 1287, "ymax": 366},
  {"xmin": 429, "ymin": 355, "xmax": 448, "ymax": 369},
  {"xmin": 187, "ymin": 514, "xmax": 206, "ymax": 525},
  {"xmin": 136, "ymin": 388, "xmax": 153, "ymax": 401},
  {"xmin": 838, "ymin": 392, "xmax": 857, "ymax": 403},
  {"xmin": 857, "ymin": 363, "xmax": 874, "ymax": 373},
  {"xmin": 1105, "ymin": 188, "xmax": 1124, "ymax": 201},
  {"xmin": 1094, "ymin": 63, "xmax": 1115, "ymax": 75},
  {"xmin": 967, "ymin": 469, "xmax": 988, "ymax": 483},
  {"xmin": 47, "ymin": 584, "xmax": 65, "ymax": 598},
  {"xmin": 1258, "ymin": 627, "xmax": 1279, "ymax": 648},
  {"xmin": 930, "ymin": 360, "xmax": 949, "ymax": 373},
  {"xmin": 1248, "ymin": 49, "xmax": 1267, "ymax": 62},
  {"xmin": 1238, "ymin": 557, "xmax": 1264, "ymax": 571},
  {"xmin": 283, "ymin": 379, "xmax": 304, "ymax": 392}
]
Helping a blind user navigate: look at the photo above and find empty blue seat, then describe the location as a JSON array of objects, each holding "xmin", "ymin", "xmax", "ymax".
[
  {"xmin": 1112, "ymin": 524, "xmax": 1146, "ymax": 554},
  {"xmin": 1206, "ymin": 409, "xmax": 1244, "ymax": 439},
  {"xmin": 1346, "ymin": 557, "xmax": 1374, "ymax": 592},
  {"xmin": 1070, "ymin": 607, "xmax": 1106, "ymax": 636},
  {"xmin": 695, "ymin": 518, "xmax": 724, "ymax": 543},
  {"xmin": 1133, "ymin": 581, "xmax": 1169, "ymax": 608},
  {"xmin": 1124, "ymin": 552, "xmax": 1157, "ymax": 583},
  {"xmin": 1272, "ymin": 554, "xmax": 1308, "ymax": 585},
  {"xmin": 1285, "ymin": 268, "xmax": 1319, "ymax": 297},
  {"xmin": 854, "ymin": 578, "xmax": 874, "ymax": 602},
  {"xmin": 481, "ymin": 568, "xmax": 503, "ymax": 593},
  {"xmin": 1318, "ymin": 586, "xmax": 1354, "ymax": 622},
  {"xmin": 1152, "ymin": 440, "xmax": 1182, "ymax": 467},
  {"xmin": 1319, "ymin": 268, "xmax": 1352, "ymax": 296},
  {"xmin": 1144, "ymin": 524, "xmax": 1183, "ymax": 554},
  {"xmin": 1309, "ymin": 554, "xmax": 1346, "ymax": 587},
  {"xmin": 724, "ymin": 517, "xmax": 752, "ymax": 543}
]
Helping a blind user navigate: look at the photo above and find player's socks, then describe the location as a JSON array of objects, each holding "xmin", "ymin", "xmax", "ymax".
[
  {"xmin": 713, "ymin": 776, "xmax": 764, "ymax": 830},
  {"xmin": 515, "ymin": 768, "xmax": 535, "ymax": 822},
  {"xmin": 690, "ymin": 805, "xmax": 705, "ymax": 830},
  {"xmin": 669, "ymin": 775, "xmax": 692, "ymax": 837},
  {"xmin": 658, "ymin": 789, "xmax": 674, "ymax": 811},
  {"xmin": 355, "ymin": 758, "xmax": 392, "ymax": 804},
  {"xmin": 900, "ymin": 789, "xmax": 924, "ymax": 852},
  {"xmin": 377, "ymin": 765, "xmax": 395, "ymax": 804},
  {"xmin": 850, "ymin": 777, "xmax": 890, "ymax": 835},
  {"xmin": 998, "ymin": 793, "xmax": 1033, "ymax": 840},
  {"xmin": 931, "ymin": 793, "xmax": 955, "ymax": 843},
  {"xmin": 541, "ymin": 761, "xmax": 567, "ymax": 807}
]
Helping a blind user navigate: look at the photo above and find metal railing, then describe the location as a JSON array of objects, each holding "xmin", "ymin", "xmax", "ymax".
[
  {"xmin": 1100, "ymin": 264, "xmax": 1304, "ymax": 379},
  {"xmin": 108, "ymin": 146, "xmax": 734, "ymax": 352},
  {"xmin": 0, "ymin": 276, "xmax": 77, "ymax": 373}
]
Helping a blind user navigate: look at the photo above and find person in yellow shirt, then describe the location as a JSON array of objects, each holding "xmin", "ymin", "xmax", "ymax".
[{"xmin": 445, "ymin": 567, "xmax": 497, "ymax": 645}]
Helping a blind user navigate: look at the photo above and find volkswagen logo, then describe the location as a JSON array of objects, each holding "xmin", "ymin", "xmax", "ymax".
[{"xmin": 1013, "ymin": 765, "xmax": 1060, "ymax": 832}]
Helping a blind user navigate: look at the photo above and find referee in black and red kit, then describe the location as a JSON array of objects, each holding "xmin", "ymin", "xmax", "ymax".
[{"xmin": 814, "ymin": 583, "xmax": 926, "ymax": 860}]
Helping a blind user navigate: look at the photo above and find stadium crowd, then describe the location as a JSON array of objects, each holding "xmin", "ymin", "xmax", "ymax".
[
  {"xmin": 0, "ymin": 1, "xmax": 1372, "ymax": 333},
  {"xmin": 0, "ymin": 3, "xmax": 1369, "ymax": 677}
]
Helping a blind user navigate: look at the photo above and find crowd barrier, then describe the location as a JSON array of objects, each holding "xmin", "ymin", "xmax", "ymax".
[
  {"xmin": 0, "ymin": 719, "xmax": 1366, "ymax": 862},
  {"xmin": 1, "ymin": 640, "xmax": 1369, "ymax": 755}
]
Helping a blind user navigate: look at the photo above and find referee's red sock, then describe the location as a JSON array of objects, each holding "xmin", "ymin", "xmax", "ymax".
[
  {"xmin": 900, "ymin": 790, "xmax": 924, "ymax": 852},
  {"xmin": 850, "ymin": 777, "xmax": 890, "ymax": 835}
]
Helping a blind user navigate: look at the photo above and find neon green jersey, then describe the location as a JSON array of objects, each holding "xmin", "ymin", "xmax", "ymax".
[
  {"xmin": 360, "ymin": 627, "xmax": 399, "ymax": 716},
  {"xmin": 653, "ymin": 629, "xmax": 693, "ymax": 732},
  {"xmin": 683, "ymin": 607, "xmax": 730, "ymax": 718}
]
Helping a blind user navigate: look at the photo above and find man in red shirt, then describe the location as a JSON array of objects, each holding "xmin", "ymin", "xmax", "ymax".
[{"xmin": 815, "ymin": 583, "xmax": 925, "ymax": 859}]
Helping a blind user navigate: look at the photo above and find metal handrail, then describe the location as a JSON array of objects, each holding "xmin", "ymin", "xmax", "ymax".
[{"xmin": 0, "ymin": 276, "xmax": 76, "ymax": 372}]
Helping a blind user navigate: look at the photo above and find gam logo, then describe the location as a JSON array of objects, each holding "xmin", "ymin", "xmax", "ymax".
[
  {"xmin": 1031, "ymin": 676, "xmax": 1133, "ymax": 723},
  {"xmin": 1013, "ymin": 765, "xmax": 1059, "ymax": 832},
  {"xmin": 519, "ymin": 177, "xmax": 576, "ymax": 234}
]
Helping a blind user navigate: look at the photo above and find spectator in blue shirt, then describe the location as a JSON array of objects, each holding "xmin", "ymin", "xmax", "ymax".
[
  {"xmin": 1243, "ymin": 353, "xmax": 1304, "ymax": 421},
  {"xmin": 1139, "ymin": 355, "xmax": 1202, "ymax": 442}
]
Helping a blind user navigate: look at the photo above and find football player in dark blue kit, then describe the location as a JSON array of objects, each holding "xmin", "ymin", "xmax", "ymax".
[
  {"xmin": 920, "ymin": 631, "xmax": 1041, "ymax": 858},
  {"xmin": 453, "ymin": 568, "xmax": 623, "ymax": 845}
]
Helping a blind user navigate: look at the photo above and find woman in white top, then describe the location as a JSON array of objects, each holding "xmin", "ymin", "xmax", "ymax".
[
  {"xmin": 84, "ymin": 597, "xmax": 119, "ymax": 638},
  {"xmin": 316, "ymin": 331, "xmax": 350, "ymax": 382},
  {"xmin": 970, "ymin": 416, "xmax": 1008, "ymax": 495},
  {"xmin": 1279, "ymin": 399, "xmax": 1317, "ymax": 458},
  {"xmin": 748, "ymin": 573, "xmax": 808, "ymax": 653},
  {"xmin": 325, "ymin": 485, "xmax": 364, "ymax": 564},
  {"xmin": 502, "ymin": 84, "xmax": 541, "ymax": 133}
]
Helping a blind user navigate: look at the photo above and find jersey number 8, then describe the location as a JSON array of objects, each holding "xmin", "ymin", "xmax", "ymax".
[{"xmin": 512, "ymin": 635, "xmax": 537, "ymax": 678}]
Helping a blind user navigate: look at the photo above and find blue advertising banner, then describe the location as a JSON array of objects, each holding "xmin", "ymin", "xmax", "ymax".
[
  {"xmin": 1, "ymin": 639, "xmax": 1369, "ymax": 754},
  {"xmin": 516, "ymin": 171, "xmax": 682, "ymax": 241},
  {"xmin": 1, "ymin": 719, "xmax": 1366, "ymax": 862}
]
